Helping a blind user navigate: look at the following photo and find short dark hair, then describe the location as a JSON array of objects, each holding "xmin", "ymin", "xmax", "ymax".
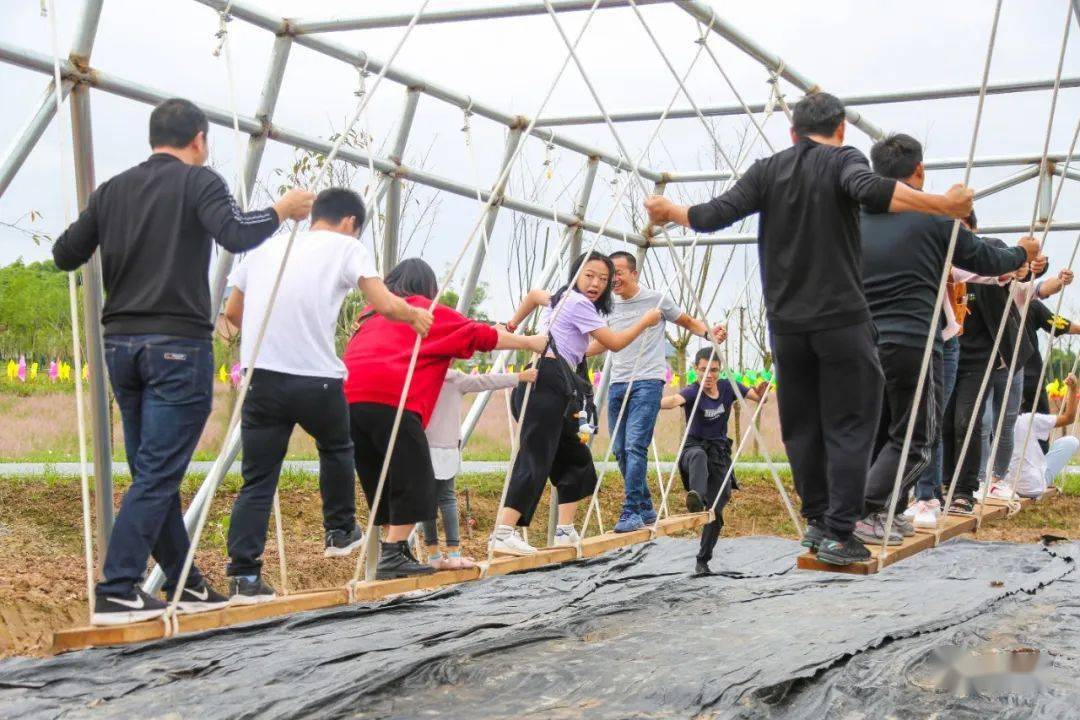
[
  {"xmin": 965, "ymin": 210, "xmax": 978, "ymax": 230},
  {"xmin": 791, "ymin": 92, "xmax": 846, "ymax": 138},
  {"xmin": 609, "ymin": 250, "xmax": 637, "ymax": 272},
  {"xmin": 149, "ymin": 98, "xmax": 208, "ymax": 149},
  {"xmin": 694, "ymin": 348, "xmax": 720, "ymax": 366},
  {"xmin": 312, "ymin": 188, "xmax": 366, "ymax": 227},
  {"xmin": 870, "ymin": 133, "xmax": 923, "ymax": 179},
  {"xmin": 384, "ymin": 258, "xmax": 438, "ymax": 301}
]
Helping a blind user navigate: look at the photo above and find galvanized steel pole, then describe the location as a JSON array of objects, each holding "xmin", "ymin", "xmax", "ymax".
[{"xmin": 69, "ymin": 85, "xmax": 114, "ymax": 569}]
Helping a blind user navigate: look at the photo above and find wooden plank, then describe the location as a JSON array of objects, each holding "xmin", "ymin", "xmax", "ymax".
[
  {"xmin": 797, "ymin": 492, "xmax": 1051, "ymax": 576},
  {"xmin": 52, "ymin": 588, "xmax": 348, "ymax": 653},
  {"xmin": 654, "ymin": 512, "xmax": 711, "ymax": 536},
  {"xmin": 351, "ymin": 567, "xmax": 480, "ymax": 601},
  {"xmin": 484, "ymin": 547, "xmax": 578, "ymax": 576},
  {"xmin": 50, "ymin": 513, "xmax": 713, "ymax": 652}
]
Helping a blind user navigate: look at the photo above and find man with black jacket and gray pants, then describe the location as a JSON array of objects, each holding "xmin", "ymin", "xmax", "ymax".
[
  {"xmin": 859, "ymin": 134, "xmax": 1037, "ymax": 543},
  {"xmin": 643, "ymin": 93, "xmax": 973, "ymax": 565},
  {"xmin": 53, "ymin": 98, "xmax": 314, "ymax": 625}
]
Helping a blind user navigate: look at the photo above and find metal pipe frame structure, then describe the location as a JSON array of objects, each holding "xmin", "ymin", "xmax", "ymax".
[
  {"xmin": 3, "ymin": 1, "xmax": 1080, "ymax": 558},
  {"xmin": 535, "ymin": 75, "xmax": 1080, "ymax": 127}
]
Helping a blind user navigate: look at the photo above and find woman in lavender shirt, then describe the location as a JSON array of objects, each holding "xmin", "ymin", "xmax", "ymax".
[{"xmin": 490, "ymin": 252, "xmax": 661, "ymax": 556}]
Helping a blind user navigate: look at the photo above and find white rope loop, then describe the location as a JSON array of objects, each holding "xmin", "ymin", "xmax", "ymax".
[
  {"xmin": 879, "ymin": 0, "xmax": 1004, "ymax": 558},
  {"xmin": 164, "ymin": 0, "xmax": 434, "ymax": 625},
  {"xmin": 44, "ymin": 0, "xmax": 96, "ymax": 620}
]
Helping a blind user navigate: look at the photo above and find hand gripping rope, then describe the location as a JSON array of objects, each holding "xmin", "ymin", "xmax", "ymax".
[{"xmin": 163, "ymin": 0, "xmax": 434, "ymax": 634}]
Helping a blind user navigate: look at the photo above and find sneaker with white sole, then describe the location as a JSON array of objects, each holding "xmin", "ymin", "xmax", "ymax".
[
  {"xmin": 489, "ymin": 525, "xmax": 537, "ymax": 556},
  {"xmin": 228, "ymin": 575, "xmax": 277, "ymax": 605},
  {"xmin": 913, "ymin": 500, "xmax": 940, "ymax": 530},
  {"xmin": 892, "ymin": 514, "xmax": 916, "ymax": 537},
  {"xmin": 553, "ymin": 524, "xmax": 581, "ymax": 547},
  {"xmin": 173, "ymin": 580, "xmax": 230, "ymax": 614},
  {"xmin": 324, "ymin": 522, "xmax": 364, "ymax": 558},
  {"xmin": 984, "ymin": 481, "xmax": 1018, "ymax": 502},
  {"xmin": 92, "ymin": 588, "xmax": 167, "ymax": 626},
  {"xmin": 853, "ymin": 513, "xmax": 903, "ymax": 546}
]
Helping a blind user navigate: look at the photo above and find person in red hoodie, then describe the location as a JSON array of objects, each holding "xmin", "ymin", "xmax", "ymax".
[{"xmin": 343, "ymin": 258, "xmax": 548, "ymax": 578}]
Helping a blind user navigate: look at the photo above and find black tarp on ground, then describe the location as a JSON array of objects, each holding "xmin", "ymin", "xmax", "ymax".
[{"xmin": 0, "ymin": 536, "xmax": 1076, "ymax": 719}]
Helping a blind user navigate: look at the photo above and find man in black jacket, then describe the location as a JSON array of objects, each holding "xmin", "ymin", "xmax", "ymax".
[
  {"xmin": 53, "ymin": 98, "xmax": 314, "ymax": 625},
  {"xmin": 858, "ymin": 134, "xmax": 1037, "ymax": 543},
  {"xmin": 643, "ymin": 92, "xmax": 973, "ymax": 565}
]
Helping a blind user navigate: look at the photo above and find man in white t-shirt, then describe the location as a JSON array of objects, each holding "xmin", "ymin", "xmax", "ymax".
[
  {"xmin": 222, "ymin": 187, "xmax": 432, "ymax": 604},
  {"xmin": 1009, "ymin": 373, "xmax": 1079, "ymax": 499},
  {"xmin": 592, "ymin": 251, "xmax": 725, "ymax": 533}
]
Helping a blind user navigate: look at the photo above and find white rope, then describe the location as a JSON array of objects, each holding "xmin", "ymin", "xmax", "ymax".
[
  {"xmin": 974, "ymin": 2, "xmax": 1073, "ymax": 525},
  {"xmin": 165, "ymin": 0, "xmax": 433, "ymax": 627},
  {"xmin": 993, "ymin": 119, "xmax": 1080, "ymax": 500},
  {"xmin": 45, "ymin": 0, "xmax": 95, "ymax": 619},
  {"xmin": 879, "ymin": 0, "xmax": 1004, "ymax": 560},
  {"xmin": 350, "ymin": 0, "xmax": 619, "ymax": 586},
  {"xmin": 557, "ymin": 0, "xmax": 798, "ymax": 537},
  {"xmin": 937, "ymin": 1, "xmax": 1067, "ymax": 530},
  {"xmin": 214, "ymin": 3, "xmax": 291, "ymax": 596}
]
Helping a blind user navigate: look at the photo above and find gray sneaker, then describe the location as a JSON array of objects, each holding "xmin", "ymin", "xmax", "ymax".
[
  {"xmin": 853, "ymin": 513, "xmax": 903, "ymax": 546},
  {"xmin": 892, "ymin": 514, "xmax": 916, "ymax": 537}
]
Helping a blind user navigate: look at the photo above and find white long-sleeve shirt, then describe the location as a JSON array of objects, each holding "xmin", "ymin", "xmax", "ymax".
[
  {"xmin": 941, "ymin": 269, "xmax": 1039, "ymax": 341},
  {"xmin": 425, "ymin": 369, "xmax": 520, "ymax": 479}
]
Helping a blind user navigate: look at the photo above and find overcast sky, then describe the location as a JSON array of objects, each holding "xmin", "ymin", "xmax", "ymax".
[{"xmin": 2, "ymin": 0, "xmax": 1078, "ymax": 361}]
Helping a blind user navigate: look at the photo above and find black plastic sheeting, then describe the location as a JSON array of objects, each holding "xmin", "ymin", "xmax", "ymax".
[{"xmin": 0, "ymin": 536, "xmax": 1077, "ymax": 719}]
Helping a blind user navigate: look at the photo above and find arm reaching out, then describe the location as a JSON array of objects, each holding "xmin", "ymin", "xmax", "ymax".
[
  {"xmin": 1055, "ymin": 374, "xmax": 1078, "ymax": 428},
  {"xmin": 745, "ymin": 381, "xmax": 770, "ymax": 403},
  {"xmin": 889, "ymin": 182, "xmax": 973, "ymax": 219},
  {"xmin": 507, "ymin": 288, "xmax": 551, "ymax": 331},
  {"xmin": 590, "ymin": 308, "xmax": 662, "ymax": 351},
  {"xmin": 660, "ymin": 393, "xmax": 686, "ymax": 410}
]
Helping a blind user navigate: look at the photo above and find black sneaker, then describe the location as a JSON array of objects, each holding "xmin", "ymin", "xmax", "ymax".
[
  {"xmin": 174, "ymin": 580, "xmax": 229, "ymax": 615},
  {"xmin": 228, "ymin": 575, "xmax": 277, "ymax": 605},
  {"xmin": 376, "ymin": 541, "xmax": 436, "ymax": 580},
  {"xmin": 694, "ymin": 560, "xmax": 713, "ymax": 576},
  {"xmin": 816, "ymin": 535, "xmax": 872, "ymax": 566},
  {"xmin": 685, "ymin": 490, "xmax": 706, "ymax": 514},
  {"xmin": 325, "ymin": 522, "xmax": 364, "ymax": 558},
  {"xmin": 949, "ymin": 495, "xmax": 975, "ymax": 515},
  {"xmin": 91, "ymin": 588, "xmax": 167, "ymax": 626},
  {"xmin": 801, "ymin": 520, "xmax": 826, "ymax": 553}
]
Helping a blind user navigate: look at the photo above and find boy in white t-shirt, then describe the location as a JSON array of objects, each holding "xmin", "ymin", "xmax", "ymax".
[
  {"xmin": 1009, "ymin": 373, "xmax": 1079, "ymax": 499},
  {"xmin": 222, "ymin": 188, "xmax": 432, "ymax": 604}
]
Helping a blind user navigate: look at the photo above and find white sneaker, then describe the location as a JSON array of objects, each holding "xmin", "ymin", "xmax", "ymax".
[
  {"xmin": 902, "ymin": 503, "xmax": 919, "ymax": 519},
  {"xmin": 553, "ymin": 524, "xmax": 581, "ymax": 547},
  {"xmin": 489, "ymin": 526, "xmax": 537, "ymax": 556},
  {"xmin": 913, "ymin": 501, "xmax": 940, "ymax": 530},
  {"xmin": 986, "ymin": 481, "xmax": 1018, "ymax": 502}
]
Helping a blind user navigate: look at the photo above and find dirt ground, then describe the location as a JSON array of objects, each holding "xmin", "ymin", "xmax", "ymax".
[{"xmin": 1, "ymin": 471, "xmax": 1076, "ymax": 658}]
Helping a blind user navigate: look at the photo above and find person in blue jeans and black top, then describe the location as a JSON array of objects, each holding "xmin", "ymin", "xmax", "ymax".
[
  {"xmin": 589, "ymin": 251, "xmax": 725, "ymax": 533},
  {"xmin": 52, "ymin": 98, "xmax": 314, "ymax": 625},
  {"xmin": 645, "ymin": 92, "xmax": 974, "ymax": 565},
  {"xmin": 661, "ymin": 348, "xmax": 768, "ymax": 574}
]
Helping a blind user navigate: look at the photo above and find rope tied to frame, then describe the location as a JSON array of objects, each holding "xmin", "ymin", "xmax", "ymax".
[{"xmin": 211, "ymin": 3, "xmax": 234, "ymax": 58}]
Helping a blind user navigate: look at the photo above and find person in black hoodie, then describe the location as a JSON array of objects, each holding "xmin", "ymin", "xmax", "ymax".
[
  {"xmin": 53, "ymin": 98, "xmax": 314, "ymax": 625},
  {"xmin": 858, "ymin": 134, "xmax": 1036, "ymax": 544},
  {"xmin": 644, "ymin": 93, "xmax": 973, "ymax": 565}
]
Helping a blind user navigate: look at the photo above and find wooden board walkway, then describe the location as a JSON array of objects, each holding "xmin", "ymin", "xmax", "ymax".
[
  {"xmin": 796, "ymin": 490, "xmax": 1055, "ymax": 575},
  {"xmin": 52, "ymin": 512, "xmax": 710, "ymax": 654}
]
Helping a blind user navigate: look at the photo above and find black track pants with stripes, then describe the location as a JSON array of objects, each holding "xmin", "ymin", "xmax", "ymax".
[{"xmin": 864, "ymin": 343, "xmax": 944, "ymax": 515}]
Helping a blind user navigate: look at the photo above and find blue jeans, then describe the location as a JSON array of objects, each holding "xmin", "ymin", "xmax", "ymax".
[
  {"xmin": 979, "ymin": 368, "xmax": 1024, "ymax": 482},
  {"xmin": 98, "ymin": 334, "xmax": 213, "ymax": 596},
  {"xmin": 608, "ymin": 379, "xmax": 664, "ymax": 514},
  {"xmin": 916, "ymin": 336, "xmax": 959, "ymax": 501}
]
